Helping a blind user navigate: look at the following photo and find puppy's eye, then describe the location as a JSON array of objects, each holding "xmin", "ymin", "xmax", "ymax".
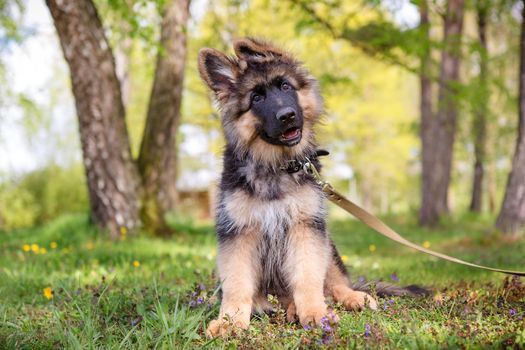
[
  {"xmin": 281, "ymin": 81, "xmax": 292, "ymax": 91},
  {"xmin": 251, "ymin": 92, "xmax": 264, "ymax": 104}
]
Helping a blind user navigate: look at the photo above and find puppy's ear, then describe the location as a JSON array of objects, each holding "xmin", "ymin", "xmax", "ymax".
[
  {"xmin": 234, "ymin": 37, "xmax": 283, "ymax": 62},
  {"xmin": 198, "ymin": 48, "xmax": 236, "ymax": 101}
]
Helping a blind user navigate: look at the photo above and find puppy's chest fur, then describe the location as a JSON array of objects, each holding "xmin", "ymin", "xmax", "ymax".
[
  {"xmin": 217, "ymin": 158, "xmax": 326, "ymax": 295},
  {"xmin": 220, "ymin": 161, "xmax": 322, "ymax": 236}
]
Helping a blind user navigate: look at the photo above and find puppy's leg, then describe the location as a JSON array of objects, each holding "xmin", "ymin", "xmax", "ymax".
[
  {"xmin": 284, "ymin": 224, "xmax": 332, "ymax": 326},
  {"xmin": 207, "ymin": 231, "xmax": 260, "ymax": 337},
  {"xmin": 252, "ymin": 293, "xmax": 273, "ymax": 314},
  {"xmin": 325, "ymin": 242, "xmax": 377, "ymax": 311},
  {"xmin": 278, "ymin": 295, "xmax": 297, "ymax": 323}
]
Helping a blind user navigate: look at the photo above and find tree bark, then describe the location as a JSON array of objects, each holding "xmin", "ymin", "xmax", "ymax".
[
  {"xmin": 115, "ymin": 37, "xmax": 132, "ymax": 108},
  {"xmin": 419, "ymin": 0, "xmax": 465, "ymax": 226},
  {"xmin": 47, "ymin": 0, "xmax": 141, "ymax": 238},
  {"xmin": 138, "ymin": 0, "xmax": 190, "ymax": 235},
  {"xmin": 470, "ymin": 1, "xmax": 489, "ymax": 213},
  {"xmin": 419, "ymin": 0, "xmax": 434, "ymax": 224},
  {"xmin": 495, "ymin": 1, "xmax": 525, "ymax": 236}
]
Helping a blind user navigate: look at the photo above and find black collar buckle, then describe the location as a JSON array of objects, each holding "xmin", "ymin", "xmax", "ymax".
[
  {"xmin": 281, "ymin": 159, "xmax": 304, "ymax": 174},
  {"xmin": 280, "ymin": 149, "xmax": 329, "ymax": 174}
]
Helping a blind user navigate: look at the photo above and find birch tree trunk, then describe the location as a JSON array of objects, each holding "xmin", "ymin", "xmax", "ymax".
[
  {"xmin": 138, "ymin": 0, "xmax": 190, "ymax": 235},
  {"xmin": 46, "ymin": 0, "xmax": 141, "ymax": 238}
]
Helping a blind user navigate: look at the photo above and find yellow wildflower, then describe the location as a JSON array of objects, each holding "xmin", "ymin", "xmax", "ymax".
[
  {"xmin": 423, "ymin": 241, "xmax": 431, "ymax": 248},
  {"xmin": 43, "ymin": 287, "xmax": 53, "ymax": 300},
  {"xmin": 39, "ymin": 247, "xmax": 47, "ymax": 254},
  {"xmin": 341, "ymin": 255, "xmax": 348, "ymax": 263},
  {"xmin": 369, "ymin": 244, "xmax": 377, "ymax": 253},
  {"xmin": 132, "ymin": 260, "xmax": 140, "ymax": 267},
  {"xmin": 31, "ymin": 244, "xmax": 39, "ymax": 253},
  {"xmin": 22, "ymin": 244, "xmax": 30, "ymax": 252},
  {"xmin": 433, "ymin": 292, "xmax": 444, "ymax": 304},
  {"xmin": 120, "ymin": 226, "xmax": 128, "ymax": 236},
  {"xmin": 86, "ymin": 242, "xmax": 94, "ymax": 250},
  {"xmin": 50, "ymin": 242, "xmax": 58, "ymax": 249}
]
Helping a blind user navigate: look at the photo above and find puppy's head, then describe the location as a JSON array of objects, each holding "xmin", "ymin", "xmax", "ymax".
[{"xmin": 198, "ymin": 38, "xmax": 323, "ymax": 165}]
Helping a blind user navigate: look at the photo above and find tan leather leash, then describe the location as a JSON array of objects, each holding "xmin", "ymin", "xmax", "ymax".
[{"xmin": 303, "ymin": 159, "xmax": 525, "ymax": 277}]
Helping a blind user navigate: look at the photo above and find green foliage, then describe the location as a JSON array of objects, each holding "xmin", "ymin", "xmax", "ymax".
[
  {"xmin": 0, "ymin": 164, "xmax": 88, "ymax": 230},
  {"xmin": 0, "ymin": 0, "xmax": 28, "ymax": 113},
  {"xmin": 94, "ymin": 0, "xmax": 162, "ymax": 48},
  {"xmin": 0, "ymin": 0, "xmax": 24, "ymax": 44},
  {"xmin": 0, "ymin": 183, "xmax": 38, "ymax": 230},
  {"xmin": 0, "ymin": 214, "xmax": 524, "ymax": 348},
  {"xmin": 16, "ymin": 93, "xmax": 46, "ymax": 136}
]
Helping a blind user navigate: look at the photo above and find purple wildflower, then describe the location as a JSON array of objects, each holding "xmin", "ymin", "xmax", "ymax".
[
  {"xmin": 383, "ymin": 301, "xmax": 388, "ymax": 311},
  {"xmin": 389, "ymin": 299, "xmax": 395, "ymax": 304},
  {"xmin": 358, "ymin": 276, "xmax": 366, "ymax": 283},
  {"xmin": 130, "ymin": 317, "xmax": 142, "ymax": 326},
  {"xmin": 390, "ymin": 272, "xmax": 399, "ymax": 282},
  {"xmin": 509, "ymin": 309, "xmax": 517, "ymax": 316},
  {"xmin": 303, "ymin": 324, "xmax": 312, "ymax": 331},
  {"xmin": 364, "ymin": 323, "xmax": 371, "ymax": 337},
  {"xmin": 320, "ymin": 315, "xmax": 333, "ymax": 332},
  {"xmin": 321, "ymin": 335, "xmax": 331, "ymax": 344},
  {"xmin": 198, "ymin": 283, "xmax": 206, "ymax": 291},
  {"xmin": 196, "ymin": 297, "xmax": 204, "ymax": 305},
  {"xmin": 189, "ymin": 300, "xmax": 196, "ymax": 308}
]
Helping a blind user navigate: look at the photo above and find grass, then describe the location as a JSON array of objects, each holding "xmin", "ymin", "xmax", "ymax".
[{"xmin": 0, "ymin": 212, "xmax": 524, "ymax": 349}]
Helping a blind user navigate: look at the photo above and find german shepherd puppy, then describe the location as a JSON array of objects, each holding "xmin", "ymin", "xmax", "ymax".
[{"xmin": 198, "ymin": 38, "xmax": 420, "ymax": 337}]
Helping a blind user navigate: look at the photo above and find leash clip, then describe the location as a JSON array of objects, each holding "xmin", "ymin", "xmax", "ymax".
[{"xmin": 303, "ymin": 157, "xmax": 331, "ymax": 190}]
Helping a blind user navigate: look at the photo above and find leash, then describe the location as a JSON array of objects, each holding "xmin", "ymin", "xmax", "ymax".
[{"xmin": 302, "ymin": 158, "xmax": 525, "ymax": 277}]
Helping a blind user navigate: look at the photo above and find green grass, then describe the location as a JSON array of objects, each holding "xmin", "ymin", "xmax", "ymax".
[{"xmin": 0, "ymin": 213, "xmax": 524, "ymax": 349}]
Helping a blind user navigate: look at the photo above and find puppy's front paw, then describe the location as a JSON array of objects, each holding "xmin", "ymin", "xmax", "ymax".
[
  {"xmin": 298, "ymin": 304, "xmax": 338, "ymax": 327},
  {"xmin": 206, "ymin": 318, "xmax": 249, "ymax": 338},
  {"xmin": 342, "ymin": 290, "xmax": 378, "ymax": 311},
  {"xmin": 206, "ymin": 319, "xmax": 228, "ymax": 338}
]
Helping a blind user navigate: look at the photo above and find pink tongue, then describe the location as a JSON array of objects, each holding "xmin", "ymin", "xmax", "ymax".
[{"xmin": 283, "ymin": 128, "xmax": 299, "ymax": 139}]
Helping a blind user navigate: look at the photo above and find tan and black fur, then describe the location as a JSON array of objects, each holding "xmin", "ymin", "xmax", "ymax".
[{"xmin": 198, "ymin": 38, "xmax": 424, "ymax": 337}]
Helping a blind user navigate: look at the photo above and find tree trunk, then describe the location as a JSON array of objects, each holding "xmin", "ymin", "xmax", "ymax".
[
  {"xmin": 138, "ymin": 0, "xmax": 190, "ymax": 235},
  {"xmin": 419, "ymin": 0, "xmax": 465, "ymax": 226},
  {"xmin": 47, "ymin": 0, "xmax": 141, "ymax": 238},
  {"xmin": 487, "ymin": 160, "xmax": 497, "ymax": 213},
  {"xmin": 115, "ymin": 37, "xmax": 132, "ymax": 108},
  {"xmin": 419, "ymin": 0, "xmax": 434, "ymax": 224},
  {"xmin": 470, "ymin": 1, "xmax": 488, "ymax": 213},
  {"xmin": 496, "ymin": 2, "xmax": 525, "ymax": 236}
]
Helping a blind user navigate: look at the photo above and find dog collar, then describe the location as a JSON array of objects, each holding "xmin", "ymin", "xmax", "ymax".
[{"xmin": 280, "ymin": 149, "xmax": 329, "ymax": 174}]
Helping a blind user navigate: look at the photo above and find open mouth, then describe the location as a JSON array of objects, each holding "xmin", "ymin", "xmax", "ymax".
[{"xmin": 280, "ymin": 127, "xmax": 302, "ymax": 144}]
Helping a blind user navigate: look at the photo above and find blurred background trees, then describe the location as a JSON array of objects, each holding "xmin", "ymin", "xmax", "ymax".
[{"xmin": 1, "ymin": 0, "xmax": 524, "ymax": 237}]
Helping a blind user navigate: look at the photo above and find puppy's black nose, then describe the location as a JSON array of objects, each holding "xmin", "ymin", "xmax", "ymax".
[{"xmin": 276, "ymin": 107, "xmax": 296, "ymax": 123}]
